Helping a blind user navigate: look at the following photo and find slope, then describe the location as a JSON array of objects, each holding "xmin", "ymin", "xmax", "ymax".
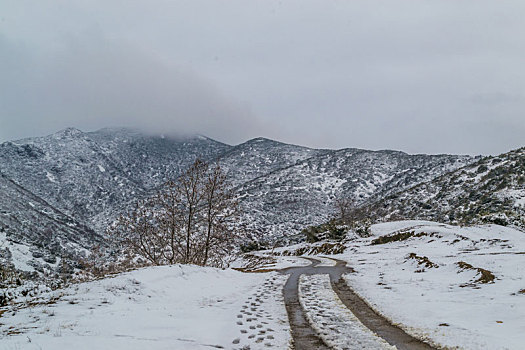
[
  {"xmin": 0, "ymin": 128, "xmax": 230, "ymax": 234},
  {"xmin": 234, "ymin": 148, "xmax": 475, "ymax": 239},
  {"xmin": 358, "ymin": 147, "xmax": 525, "ymax": 229},
  {"xmin": 0, "ymin": 172, "xmax": 100, "ymax": 278}
]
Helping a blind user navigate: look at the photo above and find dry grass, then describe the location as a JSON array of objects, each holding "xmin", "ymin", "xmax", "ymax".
[
  {"xmin": 457, "ymin": 261, "xmax": 495, "ymax": 285},
  {"xmin": 406, "ymin": 253, "xmax": 439, "ymax": 269},
  {"xmin": 279, "ymin": 242, "xmax": 346, "ymax": 256},
  {"xmin": 232, "ymin": 267, "xmax": 277, "ymax": 273},
  {"xmin": 235, "ymin": 254, "xmax": 277, "ymax": 273},
  {"xmin": 371, "ymin": 230, "xmax": 433, "ymax": 245}
]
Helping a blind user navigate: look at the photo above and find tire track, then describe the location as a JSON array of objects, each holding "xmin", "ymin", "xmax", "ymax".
[
  {"xmin": 281, "ymin": 258, "xmax": 331, "ymax": 350},
  {"xmin": 280, "ymin": 257, "xmax": 436, "ymax": 350}
]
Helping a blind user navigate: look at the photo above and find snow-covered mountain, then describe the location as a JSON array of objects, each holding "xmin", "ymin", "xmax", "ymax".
[
  {"xmin": 356, "ymin": 147, "xmax": 525, "ymax": 229},
  {"xmin": 0, "ymin": 127, "xmax": 479, "ymax": 275},
  {"xmin": 236, "ymin": 148, "xmax": 474, "ymax": 239},
  {"xmin": 0, "ymin": 128, "xmax": 229, "ymax": 234},
  {"xmin": 218, "ymin": 137, "xmax": 326, "ymax": 187},
  {"xmin": 0, "ymin": 171, "xmax": 100, "ymax": 279}
]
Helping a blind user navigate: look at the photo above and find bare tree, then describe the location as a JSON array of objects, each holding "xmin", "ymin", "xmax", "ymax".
[
  {"xmin": 108, "ymin": 199, "xmax": 164, "ymax": 265},
  {"xmin": 176, "ymin": 159, "xmax": 208, "ymax": 264},
  {"xmin": 334, "ymin": 197, "xmax": 353, "ymax": 223},
  {"xmin": 201, "ymin": 162, "xmax": 239, "ymax": 266},
  {"xmin": 156, "ymin": 180, "xmax": 184, "ymax": 264},
  {"xmin": 108, "ymin": 158, "xmax": 241, "ymax": 268}
]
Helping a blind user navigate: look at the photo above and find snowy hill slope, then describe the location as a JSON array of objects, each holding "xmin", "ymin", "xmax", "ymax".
[
  {"xmin": 0, "ymin": 172, "xmax": 100, "ymax": 277},
  {"xmin": 236, "ymin": 148, "xmax": 474, "ymax": 238},
  {"xmin": 0, "ymin": 128, "xmax": 229, "ymax": 234},
  {"xmin": 357, "ymin": 147, "xmax": 525, "ymax": 229},
  {"xmin": 86, "ymin": 127, "xmax": 231, "ymax": 190},
  {"xmin": 339, "ymin": 221, "xmax": 525, "ymax": 350},
  {"xmin": 0, "ymin": 128, "xmax": 476, "ymax": 240},
  {"xmin": 218, "ymin": 137, "xmax": 326, "ymax": 187},
  {"xmin": 0, "ymin": 265, "xmax": 292, "ymax": 350}
]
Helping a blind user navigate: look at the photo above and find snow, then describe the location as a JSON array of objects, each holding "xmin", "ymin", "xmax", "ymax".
[
  {"xmin": 498, "ymin": 188, "xmax": 525, "ymax": 208},
  {"xmin": 45, "ymin": 171, "xmax": 57, "ymax": 183},
  {"xmin": 0, "ymin": 232, "xmax": 35, "ymax": 272},
  {"xmin": 369, "ymin": 220, "xmax": 441, "ymax": 236},
  {"xmin": 299, "ymin": 274, "xmax": 393, "ymax": 349},
  {"xmin": 337, "ymin": 220, "xmax": 525, "ymax": 350},
  {"xmin": 266, "ymin": 256, "xmax": 312, "ymax": 270},
  {"xmin": 2, "ymin": 219, "xmax": 523, "ymax": 349},
  {"xmin": 230, "ymin": 251, "xmax": 311, "ymax": 271},
  {"xmin": 0, "ymin": 265, "xmax": 292, "ymax": 349},
  {"xmin": 97, "ymin": 164, "xmax": 106, "ymax": 172},
  {"xmin": 233, "ymin": 274, "xmax": 291, "ymax": 348},
  {"xmin": 314, "ymin": 257, "xmax": 337, "ymax": 267}
]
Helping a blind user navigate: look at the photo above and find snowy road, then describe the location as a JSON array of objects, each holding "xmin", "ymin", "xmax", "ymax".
[{"xmin": 280, "ymin": 258, "xmax": 435, "ymax": 350}]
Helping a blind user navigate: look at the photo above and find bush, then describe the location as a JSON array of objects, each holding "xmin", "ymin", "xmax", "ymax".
[
  {"xmin": 240, "ymin": 241, "xmax": 268, "ymax": 253},
  {"xmin": 476, "ymin": 164, "xmax": 488, "ymax": 173},
  {"xmin": 301, "ymin": 220, "xmax": 347, "ymax": 243}
]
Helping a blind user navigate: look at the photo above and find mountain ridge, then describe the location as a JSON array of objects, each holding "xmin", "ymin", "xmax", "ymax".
[
  {"xmin": 0, "ymin": 127, "xmax": 488, "ymax": 278},
  {"xmin": 353, "ymin": 146, "xmax": 525, "ymax": 228}
]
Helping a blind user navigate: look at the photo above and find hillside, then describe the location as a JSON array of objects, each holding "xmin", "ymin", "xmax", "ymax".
[
  {"xmin": 236, "ymin": 148, "xmax": 474, "ymax": 239},
  {"xmin": 218, "ymin": 137, "xmax": 326, "ymax": 187},
  {"xmin": 357, "ymin": 147, "xmax": 525, "ymax": 229},
  {"xmin": 0, "ymin": 128, "xmax": 229, "ymax": 234},
  {"xmin": 2, "ymin": 221, "xmax": 524, "ymax": 349},
  {"xmin": 0, "ymin": 127, "xmax": 479, "ymax": 278},
  {"xmin": 0, "ymin": 172, "xmax": 100, "ymax": 280}
]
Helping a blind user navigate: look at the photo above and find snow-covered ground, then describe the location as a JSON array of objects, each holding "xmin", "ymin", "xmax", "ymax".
[
  {"xmin": 337, "ymin": 221, "xmax": 525, "ymax": 350},
  {"xmin": 255, "ymin": 255, "xmax": 313, "ymax": 270},
  {"xmin": 299, "ymin": 274, "xmax": 393, "ymax": 349},
  {"xmin": 0, "ymin": 265, "xmax": 292, "ymax": 350},
  {"xmin": 233, "ymin": 274, "xmax": 290, "ymax": 349},
  {"xmin": 2, "ymin": 220, "xmax": 523, "ymax": 350}
]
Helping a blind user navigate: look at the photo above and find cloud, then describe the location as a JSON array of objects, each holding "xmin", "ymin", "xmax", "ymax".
[
  {"xmin": 1, "ymin": 0, "xmax": 524, "ymax": 155},
  {"xmin": 0, "ymin": 31, "xmax": 264, "ymax": 143}
]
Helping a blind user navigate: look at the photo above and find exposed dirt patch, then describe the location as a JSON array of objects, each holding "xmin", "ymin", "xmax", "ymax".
[
  {"xmin": 457, "ymin": 261, "xmax": 495, "ymax": 285},
  {"xmin": 371, "ymin": 230, "xmax": 440, "ymax": 245},
  {"xmin": 237, "ymin": 254, "xmax": 277, "ymax": 272},
  {"xmin": 279, "ymin": 242, "xmax": 346, "ymax": 256},
  {"xmin": 6, "ymin": 327, "xmax": 22, "ymax": 335},
  {"xmin": 407, "ymin": 253, "xmax": 439, "ymax": 269}
]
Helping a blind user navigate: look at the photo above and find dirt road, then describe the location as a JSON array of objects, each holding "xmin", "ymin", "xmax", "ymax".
[{"xmin": 280, "ymin": 258, "xmax": 435, "ymax": 350}]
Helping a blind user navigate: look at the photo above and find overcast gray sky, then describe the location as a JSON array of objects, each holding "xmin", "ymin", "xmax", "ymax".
[{"xmin": 1, "ymin": 0, "xmax": 524, "ymax": 155}]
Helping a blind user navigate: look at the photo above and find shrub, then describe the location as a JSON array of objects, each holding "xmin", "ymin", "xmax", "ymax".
[{"xmin": 240, "ymin": 241, "xmax": 268, "ymax": 253}]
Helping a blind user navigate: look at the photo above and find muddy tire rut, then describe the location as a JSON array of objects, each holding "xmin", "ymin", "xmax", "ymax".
[{"xmin": 280, "ymin": 257, "xmax": 436, "ymax": 350}]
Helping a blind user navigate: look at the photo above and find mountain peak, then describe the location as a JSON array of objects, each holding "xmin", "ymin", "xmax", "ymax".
[
  {"xmin": 242, "ymin": 137, "xmax": 288, "ymax": 147},
  {"xmin": 53, "ymin": 127, "xmax": 84, "ymax": 138},
  {"xmin": 249, "ymin": 137, "xmax": 273, "ymax": 143}
]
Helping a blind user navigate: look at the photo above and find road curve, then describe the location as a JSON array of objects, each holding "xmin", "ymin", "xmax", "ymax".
[
  {"xmin": 280, "ymin": 257, "xmax": 435, "ymax": 350},
  {"xmin": 280, "ymin": 258, "xmax": 332, "ymax": 350}
]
